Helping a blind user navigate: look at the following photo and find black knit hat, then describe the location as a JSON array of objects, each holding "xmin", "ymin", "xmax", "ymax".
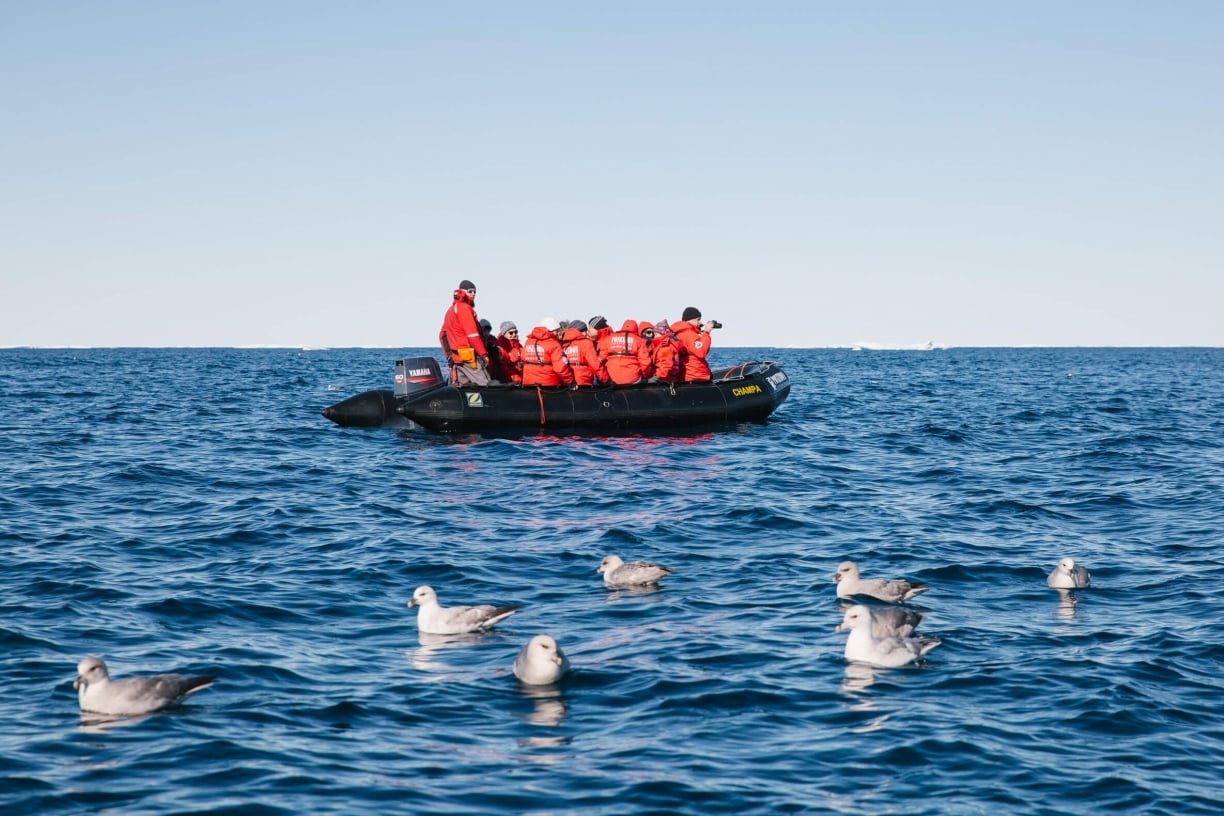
[
  {"xmin": 681, "ymin": 306, "xmax": 701, "ymax": 321},
  {"xmin": 458, "ymin": 279, "xmax": 476, "ymax": 291},
  {"xmin": 588, "ymin": 315, "xmax": 608, "ymax": 331}
]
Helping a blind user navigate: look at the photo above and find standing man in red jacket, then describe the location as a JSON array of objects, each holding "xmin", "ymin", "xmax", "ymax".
[
  {"xmin": 438, "ymin": 280, "xmax": 492, "ymax": 386},
  {"xmin": 671, "ymin": 306, "xmax": 717, "ymax": 382}
]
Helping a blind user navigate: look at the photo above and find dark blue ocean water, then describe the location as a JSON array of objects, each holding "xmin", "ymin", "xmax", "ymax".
[{"xmin": 2, "ymin": 346, "xmax": 1222, "ymax": 815}]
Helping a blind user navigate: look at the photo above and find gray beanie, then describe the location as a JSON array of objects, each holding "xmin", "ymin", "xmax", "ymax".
[{"xmin": 499, "ymin": 321, "xmax": 517, "ymax": 335}]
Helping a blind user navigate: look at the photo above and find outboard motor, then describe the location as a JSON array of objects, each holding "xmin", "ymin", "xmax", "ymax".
[{"xmin": 394, "ymin": 357, "xmax": 446, "ymax": 399}]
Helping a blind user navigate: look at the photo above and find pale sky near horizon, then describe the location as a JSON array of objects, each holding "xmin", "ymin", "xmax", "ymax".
[{"xmin": 3, "ymin": 2, "xmax": 1221, "ymax": 348}]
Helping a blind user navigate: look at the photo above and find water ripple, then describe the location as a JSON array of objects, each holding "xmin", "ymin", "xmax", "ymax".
[{"xmin": 1, "ymin": 347, "xmax": 1222, "ymax": 815}]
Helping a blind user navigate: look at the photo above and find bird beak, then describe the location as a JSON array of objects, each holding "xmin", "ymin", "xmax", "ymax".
[
  {"xmin": 407, "ymin": 600, "xmax": 416, "ymax": 608},
  {"xmin": 552, "ymin": 656, "xmax": 563, "ymax": 666},
  {"xmin": 832, "ymin": 573, "xmax": 841, "ymax": 582},
  {"xmin": 834, "ymin": 623, "xmax": 844, "ymax": 632},
  {"xmin": 73, "ymin": 676, "xmax": 83, "ymax": 689}
]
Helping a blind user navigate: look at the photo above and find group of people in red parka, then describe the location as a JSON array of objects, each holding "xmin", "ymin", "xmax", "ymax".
[{"xmin": 438, "ymin": 279, "xmax": 720, "ymax": 388}]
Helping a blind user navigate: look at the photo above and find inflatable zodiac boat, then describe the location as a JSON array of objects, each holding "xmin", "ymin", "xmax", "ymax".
[{"xmin": 322, "ymin": 356, "xmax": 790, "ymax": 432}]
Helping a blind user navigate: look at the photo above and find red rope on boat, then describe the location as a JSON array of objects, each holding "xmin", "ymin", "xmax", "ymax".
[{"xmin": 536, "ymin": 386, "xmax": 546, "ymax": 425}]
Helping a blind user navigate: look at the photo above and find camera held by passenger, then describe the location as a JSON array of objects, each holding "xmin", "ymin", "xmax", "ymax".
[{"xmin": 709, "ymin": 320, "xmax": 723, "ymax": 330}]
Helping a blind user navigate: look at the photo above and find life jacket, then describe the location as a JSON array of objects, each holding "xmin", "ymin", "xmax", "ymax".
[
  {"xmin": 598, "ymin": 320, "xmax": 652, "ymax": 385},
  {"xmin": 561, "ymin": 328, "xmax": 606, "ymax": 386},
  {"xmin": 521, "ymin": 327, "xmax": 574, "ymax": 386},
  {"xmin": 670, "ymin": 320, "xmax": 712, "ymax": 382},
  {"xmin": 649, "ymin": 336, "xmax": 682, "ymax": 382}
]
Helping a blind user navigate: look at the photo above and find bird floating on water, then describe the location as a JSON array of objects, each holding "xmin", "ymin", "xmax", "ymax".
[
  {"xmin": 513, "ymin": 634, "xmax": 570, "ymax": 685},
  {"xmin": 833, "ymin": 560, "xmax": 929, "ymax": 603},
  {"xmin": 74, "ymin": 656, "xmax": 215, "ymax": 716},
  {"xmin": 863, "ymin": 605, "xmax": 925, "ymax": 638},
  {"xmin": 597, "ymin": 555, "xmax": 673, "ymax": 588},
  {"xmin": 836, "ymin": 605, "xmax": 941, "ymax": 668},
  {"xmin": 408, "ymin": 585, "xmax": 520, "ymax": 635},
  {"xmin": 1046, "ymin": 557, "xmax": 1091, "ymax": 589}
]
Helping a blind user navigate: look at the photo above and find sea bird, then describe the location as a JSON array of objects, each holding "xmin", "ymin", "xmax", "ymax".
[
  {"xmin": 407, "ymin": 585, "xmax": 520, "ymax": 635},
  {"xmin": 74, "ymin": 656, "xmax": 215, "ymax": 716},
  {"xmin": 597, "ymin": 555, "xmax": 674, "ymax": 588},
  {"xmin": 1046, "ymin": 557, "xmax": 1091, "ymax": 589},
  {"xmin": 836, "ymin": 605, "xmax": 941, "ymax": 668},
  {"xmin": 513, "ymin": 634, "xmax": 570, "ymax": 685},
  {"xmin": 833, "ymin": 560, "xmax": 929, "ymax": 603},
  {"xmin": 864, "ymin": 605, "xmax": 925, "ymax": 638}
]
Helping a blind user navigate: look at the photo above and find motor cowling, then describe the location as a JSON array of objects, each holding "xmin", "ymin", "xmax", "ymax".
[{"xmin": 394, "ymin": 357, "xmax": 445, "ymax": 399}]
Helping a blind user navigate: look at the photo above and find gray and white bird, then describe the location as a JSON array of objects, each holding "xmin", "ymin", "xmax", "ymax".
[
  {"xmin": 864, "ymin": 605, "xmax": 925, "ymax": 638},
  {"xmin": 597, "ymin": 555, "xmax": 673, "ymax": 588},
  {"xmin": 408, "ymin": 585, "xmax": 520, "ymax": 635},
  {"xmin": 835, "ymin": 605, "xmax": 941, "ymax": 668},
  {"xmin": 74, "ymin": 656, "xmax": 215, "ymax": 716},
  {"xmin": 1046, "ymin": 557, "xmax": 1091, "ymax": 589},
  {"xmin": 513, "ymin": 634, "xmax": 570, "ymax": 685},
  {"xmin": 834, "ymin": 560, "xmax": 929, "ymax": 603}
]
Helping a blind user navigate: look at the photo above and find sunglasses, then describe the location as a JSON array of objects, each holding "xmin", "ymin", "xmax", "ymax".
[
  {"xmin": 643, "ymin": 330, "xmax": 654, "ymax": 337},
  {"xmin": 506, "ymin": 330, "xmax": 518, "ymax": 336}
]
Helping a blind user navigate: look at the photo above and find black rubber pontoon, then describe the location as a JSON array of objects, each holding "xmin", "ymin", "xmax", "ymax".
[{"xmin": 323, "ymin": 356, "xmax": 789, "ymax": 433}]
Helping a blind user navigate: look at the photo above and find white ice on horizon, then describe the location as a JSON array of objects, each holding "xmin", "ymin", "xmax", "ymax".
[{"xmin": 851, "ymin": 340, "xmax": 949, "ymax": 351}]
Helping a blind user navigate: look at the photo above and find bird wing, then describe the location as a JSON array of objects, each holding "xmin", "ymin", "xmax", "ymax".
[
  {"xmin": 617, "ymin": 562, "xmax": 673, "ymax": 584},
  {"xmin": 453, "ymin": 604, "xmax": 518, "ymax": 628},
  {"xmin": 870, "ymin": 607, "xmax": 922, "ymax": 637}
]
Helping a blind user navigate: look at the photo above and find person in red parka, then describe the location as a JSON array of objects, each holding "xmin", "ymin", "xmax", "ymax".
[
  {"xmin": 671, "ymin": 306, "xmax": 717, "ymax": 382},
  {"xmin": 649, "ymin": 319, "xmax": 683, "ymax": 383},
  {"xmin": 561, "ymin": 320, "xmax": 608, "ymax": 386},
  {"xmin": 521, "ymin": 317, "xmax": 574, "ymax": 387},
  {"xmin": 438, "ymin": 279, "xmax": 491, "ymax": 386},
  {"xmin": 587, "ymin": 315, "xmax": 611, "ymax": 349},
  {"xmin": 495, "ymin": 321, "xmax": 523, "ymax": 384},
  {"xmin": 599, "ymin": 319, "xmax": 653, "ymax": 385}
]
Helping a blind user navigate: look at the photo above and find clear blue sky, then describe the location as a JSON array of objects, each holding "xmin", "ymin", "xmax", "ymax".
[{"xmin": 3, "ymin": 2, "xmax": 1221, "ymax": 348}]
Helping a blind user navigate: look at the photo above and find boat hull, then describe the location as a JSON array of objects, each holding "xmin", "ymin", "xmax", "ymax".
[
  {"xmin": 401, "ymin": 360, "xmax": 789, "ymax": 432},
  {"xmin": 323, "ymin": 359, "xmax": 789, "ymax": 433}
]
